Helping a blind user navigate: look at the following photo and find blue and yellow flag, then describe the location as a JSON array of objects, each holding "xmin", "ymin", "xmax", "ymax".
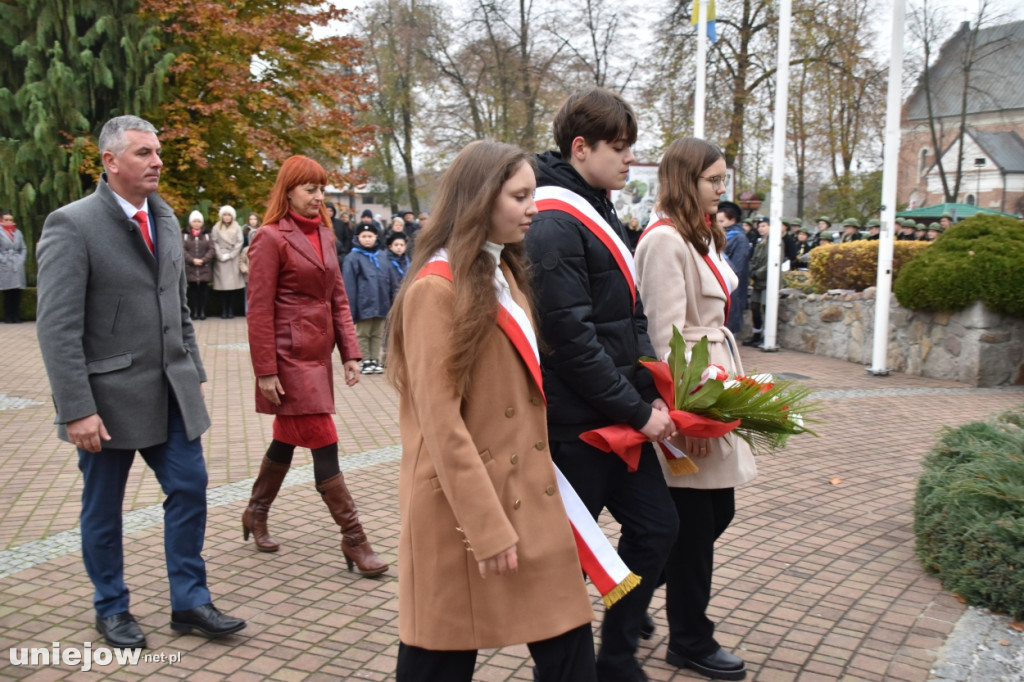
[{"xmin": 691, "ymin": 0, "xmax": 717, "ymax": 43}]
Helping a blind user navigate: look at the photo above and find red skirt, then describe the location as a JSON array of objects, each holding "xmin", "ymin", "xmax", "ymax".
[{"xmin": 272, "ymin": 414, "xmax": 337, "ymax": 450}]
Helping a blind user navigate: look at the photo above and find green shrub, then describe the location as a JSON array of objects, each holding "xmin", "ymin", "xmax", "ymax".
[
  {"xmin": 894, "ymin": 215, "xmax": 1024, "ymax": 316},
  {"xmin": 808, "ymin": 240, "xmax": 929, "ymax": 291},
  {"xmin": 914, "ymin": 409, "xmax": 1024, "ymax": 619},
  {"xmin": 782, "ymin": 270, "xmax": 815, "ymax": 293}
]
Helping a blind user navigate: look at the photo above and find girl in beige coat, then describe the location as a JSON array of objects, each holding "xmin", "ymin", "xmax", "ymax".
[
  {"xmin": 386, "ymin": 141, "xmax": 595, "ymax": 682},
  {"xmin": 633, "ymin": 138, "xmax": 756, "ymax": 681}
]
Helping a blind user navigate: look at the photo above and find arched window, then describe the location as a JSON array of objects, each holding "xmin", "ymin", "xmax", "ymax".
[
  {"xmin": 919, "ymin": 148, "xmax": 930, "ymax": 178},
  {"xmin": 965, "ymin": 194, "xmax": 976, "ymax": 206}
]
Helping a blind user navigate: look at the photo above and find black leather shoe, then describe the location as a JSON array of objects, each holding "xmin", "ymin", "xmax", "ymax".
[
  {"xmin": 170, "ymin": 603, "xmax": 246, "ymax": 637},
  {"xmin": 639, "ymin": 611, "xmax": 655, "ymax": 639},
  {"xmin": 96, "ymin": 612, "xmax": 147, "ymax": 649},
  {"xmin": 666, "ymin": 647, "xmax": 746, "ymax": 680}
]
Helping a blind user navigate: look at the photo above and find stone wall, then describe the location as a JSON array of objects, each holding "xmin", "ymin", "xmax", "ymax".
[{"xmin": 775, "ymin": 289, "xmax": 1024, "ymax": 386}]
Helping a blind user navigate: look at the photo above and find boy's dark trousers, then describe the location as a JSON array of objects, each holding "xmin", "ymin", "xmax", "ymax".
[{"xmin": 550, "ymin": 440, "xmax": 678, "ymax": 680}]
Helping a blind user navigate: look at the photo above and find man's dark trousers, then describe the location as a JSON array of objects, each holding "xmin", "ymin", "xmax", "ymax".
[
  {"xmin": 78, "ymin": 394, "xmax": 210, "ymax": 617},
  {"xmin": 551, "ymin": 440, "xmax": 678, "ymax": 678}
]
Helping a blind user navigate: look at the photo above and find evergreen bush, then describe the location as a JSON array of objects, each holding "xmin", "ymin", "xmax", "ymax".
[
  {"xmin": 894, "ymin": 215, "xmax": 1024, "ymax": 316},
  {"xmin": 808, "ymin": 240, "xmax": 928, "ymax": 292},
  {"xmin": 914, "ymin": 409, "xmax": 1024, "ymax": 620}
]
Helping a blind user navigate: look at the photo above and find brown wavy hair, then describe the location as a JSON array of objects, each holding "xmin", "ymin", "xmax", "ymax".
[
  {"xmin": 656, "ymin": 137, "xmax": 726, "ymax": 255},
  {"xmin": 386, "ymin": 140, "xmax": 535, "ymax": 395},
  {"xmin": 263, "ymin": 155, "xmax": 330, "ymax": 227}
]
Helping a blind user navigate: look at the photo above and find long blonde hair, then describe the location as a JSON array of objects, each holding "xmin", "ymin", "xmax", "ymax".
[{"xmin": 386, "ymin": 141, "xmax": 535, "ymax": 395}]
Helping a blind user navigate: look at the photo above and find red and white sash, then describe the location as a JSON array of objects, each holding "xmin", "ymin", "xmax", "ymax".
[
  {"xmin": 639, "ymin": 216, "xmax": 731, "ymax": 322},
  {"xmin": 534, "ymin": 186, "xmax": 637, "ymax": 308},
  {"xmin": 417, "ymin": 250, "xmax": 640, "ymax": 607}
]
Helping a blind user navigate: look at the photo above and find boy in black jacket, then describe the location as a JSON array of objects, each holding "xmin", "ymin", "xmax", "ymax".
[{"xmin": 524, "ymin": 88, "xmax": 678, "ymax": 682}]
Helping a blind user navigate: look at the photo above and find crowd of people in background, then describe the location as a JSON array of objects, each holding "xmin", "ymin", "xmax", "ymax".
[
  {"xmin": 695, "ymin": 209, "xmax": 959, "ymax": 348},
  {"xmin": 166, "ymin": 201, "xmax": 422, "ymax": 366}
]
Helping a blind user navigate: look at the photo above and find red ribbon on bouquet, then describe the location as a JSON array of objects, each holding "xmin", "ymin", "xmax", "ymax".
[{"xmin": 578, "ymin": 359, "xmax": 739, "ymax": 472}]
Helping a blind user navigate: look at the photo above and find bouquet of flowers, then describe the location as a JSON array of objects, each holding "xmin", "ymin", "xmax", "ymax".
[{"xmin": 580, "ymin": 327, "xmax": 818, "ymax": 475}]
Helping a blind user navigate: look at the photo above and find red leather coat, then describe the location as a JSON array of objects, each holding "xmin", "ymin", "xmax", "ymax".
[{"xmin": 246, "ymin": 216, "xmax": 361, "ymax": 415}]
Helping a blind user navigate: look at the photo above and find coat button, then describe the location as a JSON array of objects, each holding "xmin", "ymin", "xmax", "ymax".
[
  {"xmin": 513, "ymin": 499, "xmax": 521, "ymax": 509},
  {"xmin": 531, "ymin": 397, "xmax": 542, "ymax": 406},
  {"xmin": 510, "ymin": 454, "xmax": 518, "ymax": 465},
  {"xmin": 535, "ymin": 441, "xmax": 545, "ymax": 450},
  {"xmin": 505, "ymin": 407, "xmax": 515, "ymax": 418},
  {"xmin": 319, "ymin": 360, "xmax": 326, "ymax": 366},
  {"xmin": 545, "ymin": 486, "xmax": 555, "ymax": 495}
]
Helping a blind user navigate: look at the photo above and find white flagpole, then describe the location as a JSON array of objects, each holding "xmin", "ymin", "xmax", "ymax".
[
  {"xmin": 694, "ymin": 0, "xmax": 708, "ymax": 138},
  {"xmin": 762, "ymin": 0, "xmax": 792, "ymax": 352},
  {"xmin": 869, "ymin": 0, "xmax": 906, "ymax": 376}
]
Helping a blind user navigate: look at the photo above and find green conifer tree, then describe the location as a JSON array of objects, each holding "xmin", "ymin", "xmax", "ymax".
[{"xmin": 0, "ymin": 0, "xmax": 171, "ymax": 281}]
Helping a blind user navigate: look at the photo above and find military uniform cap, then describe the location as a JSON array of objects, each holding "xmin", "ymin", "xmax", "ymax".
[
  {"xmin": 817, "ymin": 216, "xmax": 831, "ymax": 225},
  {"xmin": 866, "ymin": 219, "xmax": 880, "ymax": 228},
  {"xmin": 842, "ymin": 217, "xmax": 861, "ymax": 228},
  {"xmin": 791, "ymin": 218, "xmax": 803, "ymax": 227}
]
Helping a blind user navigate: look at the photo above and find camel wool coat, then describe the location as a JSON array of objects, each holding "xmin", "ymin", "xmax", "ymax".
[
  {"xmin": 634, "ymin": 223, "xmax": 757, "ymax": 490},
  {"xmin": 396, "ymin": 266, "xmax": 594, "ymax": 651}
]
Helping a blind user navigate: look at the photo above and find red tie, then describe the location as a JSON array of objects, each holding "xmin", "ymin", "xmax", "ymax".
[{"xmin": 135, "ymin": 210, "xmax": 154, "ymax": 254}]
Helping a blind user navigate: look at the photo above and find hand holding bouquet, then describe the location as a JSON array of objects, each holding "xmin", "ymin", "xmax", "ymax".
[{"xmin": 580, "ymin": 327, "xmax": 818, "ymax": 475}]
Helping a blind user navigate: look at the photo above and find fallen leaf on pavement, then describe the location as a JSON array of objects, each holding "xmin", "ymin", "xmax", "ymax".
[{"xmin": 829, "ymin": 476, "xmax": 842, "ymax": 486}]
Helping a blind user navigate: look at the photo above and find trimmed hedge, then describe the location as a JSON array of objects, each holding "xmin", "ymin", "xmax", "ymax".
[
  {"xmin": 894, "ymin": 215, "xmax": 1024, "ymax": 317},
  {"xmin": 808, "ymin": 240, "xmax": 929, "ymax": 292},
  {"xmin": 914, "ymin": 409, "xmax": 1024, "ymax": 620}
]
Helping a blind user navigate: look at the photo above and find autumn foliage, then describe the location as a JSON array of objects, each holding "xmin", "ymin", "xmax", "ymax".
[{"xmin": 140, "ymin": 0, "xmax": 376, "ymax": 215}]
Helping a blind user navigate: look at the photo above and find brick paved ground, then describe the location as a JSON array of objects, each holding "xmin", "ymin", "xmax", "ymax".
[{"xmin": 1, "ymin": 318, "xmax": 1022, "ymax": 680}]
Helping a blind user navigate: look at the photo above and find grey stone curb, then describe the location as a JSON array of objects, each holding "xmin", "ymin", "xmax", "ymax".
[{"xmin": 931, "ymin": 606, "xmax": 1024, "ymax": 682}]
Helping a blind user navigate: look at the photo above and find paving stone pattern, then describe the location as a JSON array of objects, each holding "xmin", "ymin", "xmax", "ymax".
[{"xmin": 1, "ymin": 319, "xmax": 1022, "ymax": 680}]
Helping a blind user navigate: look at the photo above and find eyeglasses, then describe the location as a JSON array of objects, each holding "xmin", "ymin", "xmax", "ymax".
[{"xmin": 700, "ymin": 175, "xmax": 727, "ymax": 189}]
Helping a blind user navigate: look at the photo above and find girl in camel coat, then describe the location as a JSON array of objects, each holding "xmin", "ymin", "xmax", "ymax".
[{"xmin": 386, "ymin": 140, "xmax": 595, "ymax": 682}]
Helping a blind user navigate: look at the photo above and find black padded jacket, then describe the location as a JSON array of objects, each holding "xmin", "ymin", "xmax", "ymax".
[{"xmin": 524, "ymin": 151, "xmax": 660, "ymax": 442}]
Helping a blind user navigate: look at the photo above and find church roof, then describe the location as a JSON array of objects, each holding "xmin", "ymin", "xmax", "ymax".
[
  {"xmin": 904, "ymin": 20, "xmax": 1024, "ymax": 121},
  {"xmin": 970, "ymin": 128, "xmax": 1024, "ymax": 172}
]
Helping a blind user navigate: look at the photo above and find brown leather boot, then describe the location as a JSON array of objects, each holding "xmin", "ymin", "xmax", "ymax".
[
  {"xmin": 242, "ymin": 457, "xmax": 290, "ymax": 552},
  {"xmin": 317, "ymin": 473, "xmax": 388, "ymax": 576}
]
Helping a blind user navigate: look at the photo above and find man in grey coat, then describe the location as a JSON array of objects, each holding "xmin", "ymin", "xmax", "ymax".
[{"xmin": 36, "ymin": 115, "xmax": 245, "ymax": 649}]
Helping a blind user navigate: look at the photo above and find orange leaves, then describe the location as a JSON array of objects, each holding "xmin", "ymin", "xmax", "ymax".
[{"xmin": 138, "ymin": 0, "xmax": 374, "ymax": 213}]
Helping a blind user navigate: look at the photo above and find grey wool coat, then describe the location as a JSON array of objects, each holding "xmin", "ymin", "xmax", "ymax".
[
  {"xmin": 0, "ymin": 227, "xmax": 27, "ymax": 290},
  {"xmin": 36, "ymin": 175, "xmax": 210, "ymax": 449}
]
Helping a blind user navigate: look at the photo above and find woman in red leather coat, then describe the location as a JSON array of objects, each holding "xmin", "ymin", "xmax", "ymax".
[{"xmin": 243, "ymin": 155, "xmax": 387, "ymax": 576}]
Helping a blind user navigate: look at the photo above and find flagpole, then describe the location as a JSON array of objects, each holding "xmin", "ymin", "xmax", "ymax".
[
  {"xmin": 694, "ymin": 0, "xmax": 708, "ymax": 137},
  {"xmin": 869, "ymin": 0, "xmax": 906, "ymax": 376},
  {"xmin": 762, "ymin": 0, "xmax": 792, "ymax": 352}
]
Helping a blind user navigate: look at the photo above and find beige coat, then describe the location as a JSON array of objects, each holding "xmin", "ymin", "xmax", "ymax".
[
  {"xmin": 211, "ymin": 220, "xmax": 245, "ymax": 290},
  {"xmin": 396, "ymin": 267, "xmax": 593, "ymax": 651},
  {"xmin": 634, "ymin": 224, "xmax": 758, "ymax": 490}
]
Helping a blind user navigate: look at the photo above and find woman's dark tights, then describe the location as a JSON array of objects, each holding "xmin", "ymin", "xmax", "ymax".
[{"xmin": 264, "ymin": 439, "xmax": 340, "ymax": 484}]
